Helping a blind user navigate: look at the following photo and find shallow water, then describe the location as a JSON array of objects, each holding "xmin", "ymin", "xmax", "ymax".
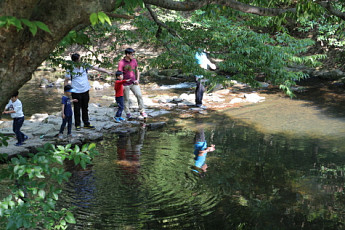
[
  {"xmin": 6, "ymin": 73, "xmax": 345, "ymax": 229},
  {"xmin": 59, "ymin": 116, "xmax": 345, "ymax": 229}
]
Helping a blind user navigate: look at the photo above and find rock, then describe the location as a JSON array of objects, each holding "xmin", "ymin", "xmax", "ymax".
[
  {"xmin": 86, "ymin": 133, "xmax": 104, "ymax": 141},
  {"xmin": 30, "ymin": 113, "xmax": 49, "ymax": 122},
  {"xmin": 147, "ymin": 122, "xmax": 166, "ymax": 130},
  {"xmin": 230, "ymin": 98, "xmax": 244, "ymax": 104},
  {"xmin": 32, "ymin": 124, "xmax": 56, "ymax": 136},
  {"xmin": 244, "ymin": 93, "xmax": 265, "ymax": 103}
]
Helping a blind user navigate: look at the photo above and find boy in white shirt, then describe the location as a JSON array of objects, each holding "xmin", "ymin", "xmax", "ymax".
[{"xmin": 2, "ymin": 91, "xmax": 28, "ymax": 146}]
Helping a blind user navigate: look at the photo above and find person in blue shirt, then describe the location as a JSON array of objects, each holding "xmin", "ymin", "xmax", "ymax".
[
  {"xmin": 194, "ymin": 51, "xmax": 216, "ymax": 108},
  {"xmin": 192, "ymin": 127, "xmax": 215, "ymax": 175},
  {"xmin": 59, "ymin": 85, "xmax": 78, "ymax": 139}
]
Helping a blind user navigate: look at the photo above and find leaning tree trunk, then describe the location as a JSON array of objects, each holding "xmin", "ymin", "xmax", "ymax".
[{"xmin": 0, "ymin": 0, "xmax": 119, "ymax": 110}]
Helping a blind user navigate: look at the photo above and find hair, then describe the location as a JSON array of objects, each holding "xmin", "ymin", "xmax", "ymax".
[
  {"xmin": 71, "ymin": 53, "xmax": 80, "ymax": 62},
  {"xmin": 11, "ymin": 91, "xmax": 19, "ymax": 98},
  {"xmin": 115, "ymin": 71, "xmax": 123, "ymax": 77},
  {"xmin": 125, "ymin": 48, "xmax": 135, "ymax": 55}
]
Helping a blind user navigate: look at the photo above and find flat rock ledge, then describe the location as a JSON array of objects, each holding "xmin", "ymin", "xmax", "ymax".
[{"xmin": 0, "ymin": 87, "xmax": 265, "ymax": 158}]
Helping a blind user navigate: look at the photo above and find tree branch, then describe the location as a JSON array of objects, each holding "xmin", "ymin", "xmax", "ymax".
[
  {"xmin": 143, "ymin": 0, "xmax": 296, "ymax": 16},
  {"xmin": 107, "ymin": 13, "xmax": 135, "ymax": 20},
  {"xmin": 316, "ymin": 1, "xmax": 345, "ymax": 21}
]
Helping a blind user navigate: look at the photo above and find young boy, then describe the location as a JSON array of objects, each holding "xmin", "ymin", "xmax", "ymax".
[
  {"xmin": 114, "ymin": 71, "xmax": 131, "ymax": 123},
  {"xmin": 59, "ymin": 85, "xmax": 78, "ymax": 139},
  {"xmin": 2, "ymin": 91, "xmax": 28, "ymax": 146}
]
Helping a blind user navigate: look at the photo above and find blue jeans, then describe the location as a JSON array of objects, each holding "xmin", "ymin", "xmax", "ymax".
[
  {"xmin": 116, "ymin": 96, "xmax": 124, "ymax": 117},
  {"xmin": 59, "ymin": 116, "xmax": 73, "ymax": 134},
  {"xmin": 13, "ymin": 116, "xmax": 25, "ymax": 144}
]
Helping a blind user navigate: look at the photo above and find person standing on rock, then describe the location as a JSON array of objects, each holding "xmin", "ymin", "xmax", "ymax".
[
  {"xmin": 65, "ymin": 53, "xmax": 112, "ymax": 131},
  {"xmin": 194, "ymin": 50, "xmax": 216, "ymax": 108},
  {"xmin": 113, "ymin": 71, "xmax": 131, "ymax": 123},
  {"xmin": 58, "ymin": 85, "xmax": 78, "ymax": 139},
  {"xmin": 117, "ymin": 48, "xmax": 147, "ymax": 119},
  {"xmin": 2, "ymin": 91, "xmax": 28, "ymax": 146}
]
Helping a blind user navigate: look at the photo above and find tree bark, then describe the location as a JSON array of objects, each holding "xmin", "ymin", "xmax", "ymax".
[{"xmin": 0, "ymin": 0, "xmax": 119, "ymax": 110}]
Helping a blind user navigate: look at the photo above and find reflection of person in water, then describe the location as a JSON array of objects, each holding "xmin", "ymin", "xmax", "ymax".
[
  {"xmin": 116, "ymin": 123, "xmax": 146, "ymax": 176},
  {"xmin": 192, "ymin": 127, "xmax": 215, "ymax": 175}
]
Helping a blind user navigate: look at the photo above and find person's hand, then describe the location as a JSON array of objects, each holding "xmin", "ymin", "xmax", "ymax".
[
  {"xmin": 2, "ymin": 111, "xmax": 6, "ymax": 114},
  {"xmin": 210, "ymin": 63, "xmax": 216, "ymax": 70},
  {"xmin": 72, "ymin": 99, "xmax": 78, "ymax": 103},
  {"xmin": 134, "ymin": 80, "xmax": 139, "ymax": 85},
  {"xmin": 62, "ymin": 113, "xmax": 65, "ymax": 119},
  {"xmin": 208, "ymin": 144, "xmax": 215, "ymax": 152}
]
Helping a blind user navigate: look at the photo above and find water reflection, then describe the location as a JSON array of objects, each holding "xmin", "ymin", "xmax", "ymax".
[
  {"xmin": 192, "ymin": 126, "xmax": 216, "ymax": 175},
  {"xmin": 56, "ymin": 116, "xmax": 345, "ymax": 229}
]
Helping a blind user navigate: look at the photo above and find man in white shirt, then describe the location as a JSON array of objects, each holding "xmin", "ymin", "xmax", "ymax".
[{"xmin": 64, "ymin": 53, "xmax": 111, "ymax": 131}]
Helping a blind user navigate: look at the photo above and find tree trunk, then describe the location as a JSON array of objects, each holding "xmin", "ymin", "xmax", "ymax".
[{"xmin": 0, "ymin": 0, "xmax": 119, "ymax": 110}]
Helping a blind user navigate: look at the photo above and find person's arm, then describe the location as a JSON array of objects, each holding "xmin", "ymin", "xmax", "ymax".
[
  {"xmin": 91, "ymin": 66, "xmax": 112, "ymax": 75},
  {"xmin": 61, "ymin": 104, "xmax": 65, "ymax": 119},
  {"xmin": 64, "ymin": 70, "xmax": 71, "ymax": 86},
  {"xmin": 198, "ymin": 144, "xmax": 215, "ymax": 156},
  {"xmin": 2, "ymin": 110, "xmax": 15, "ymax": 114}
]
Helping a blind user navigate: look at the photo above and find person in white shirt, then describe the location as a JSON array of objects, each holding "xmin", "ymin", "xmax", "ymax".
[
  {"xmin": 64, "ymin": 53, "xmax": 112, "ymax": 131},
  {"xmin": 194, "ymin": 51, "xmax": 216, "ymax": 108},
  {"xmin": 2, "ymin": 91, "xmax": 28, "ymax": 146}
]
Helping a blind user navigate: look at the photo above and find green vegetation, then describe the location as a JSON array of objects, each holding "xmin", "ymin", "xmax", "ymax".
[{"xmin": 0, "ymin": 135, "xmax": 99, "ymax": 230}]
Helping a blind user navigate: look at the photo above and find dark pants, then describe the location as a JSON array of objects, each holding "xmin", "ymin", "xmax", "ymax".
[
  {"xmin": 59, "ymin": 116, "xmax": 72, "ymax": 134},
  {"xmin": 115, "ymin": 96, "xmax": 124, "ymax": 117},
  {"xmin": 13, "ymin": 116, "xmax": 25, "ymax": 144},
  {"xmin": 72, "ymin": 91, "xmax": 90, "ymax": 127},
  {"xmin": 195, "ymin": 79, "xmax": 205, "ymax": 106}
]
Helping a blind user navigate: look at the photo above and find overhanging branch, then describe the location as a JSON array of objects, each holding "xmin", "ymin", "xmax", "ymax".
[{"xmin": 143, "ymin": 0, "xmax": 296, "ymax": 16}]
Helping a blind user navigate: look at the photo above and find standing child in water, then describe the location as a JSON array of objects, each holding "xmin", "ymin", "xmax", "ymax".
[
  {"xmin": 2, "ymin": 91, "xmax": 28, "ymax": 146},
  {"xmin": 59, "ymin": 85, "xmax": 78, "ymax": 139},
  {"xmin": 114, "ymin": 71, "xmax": 131, "ymax": 123}
]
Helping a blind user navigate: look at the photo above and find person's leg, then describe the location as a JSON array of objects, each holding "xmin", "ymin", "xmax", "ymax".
[
  {"xmin": 195, "ymin": 80, "xmax": 205, "ymax": 106},
  {"xmin": 59, "ymin": 117, "xmax": 67, "ymax": 134},
  {"xmin": 123, "ymin": 85, "xmax": 131, "ymax": 115},
  {"xmin": 13, "ymin": 117, "xmax": 24, "ymax": 144},
  {"xmin": 72, "ymin": 93, "xmax": 82, "ymax": 127},
  {"xmin": 67, "ymin": 116, "xmax": 72, "ymax": 134},
  {"xmin": 116, "ymin": 96, "xmax": 124, "ymax": 117},
  {"xmin": 81, "ymin": 91, "xmax": 90, "ymax": 126},
  {"xmin": 130, "ymin": 84, "xmax": 145, "ymax": 113}
]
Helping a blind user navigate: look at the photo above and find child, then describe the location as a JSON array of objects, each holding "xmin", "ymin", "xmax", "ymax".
[
  {"xmin": 59, "ymin": 85, "xmax": 78, "ymax": 139},
  {"xmin": 114, "ymin": 71, "xmax": 131, "ymax": 123},
  {"xmin": 2, "ymin": 91, "xmax": 28, "ymax": 146}
]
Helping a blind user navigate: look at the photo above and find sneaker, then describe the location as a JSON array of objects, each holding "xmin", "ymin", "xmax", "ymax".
[
  {"xmin": 76, "ymin": 126, "xmax": 81, "ymax": 131},
  {"xmin": 14, "ymin": 143, "xmax": 25, "ymax": 146},
  {"xmin": 141, "ymin": 112, "xmax": 148, "ymax": 118},
  {"xmin": 126, "ymin": 113, "xmax": 132, "ymax": 119},
  {"xmin": 113, "ymin": 117, "xmax": 121, "ymax": 123},
  {"xmin": 23, "ymin": 135, "xmax": 28, "ymax": 142},
  {"xmin": 58, "ymin": 134, "xmax": 64, "ymax": 139},
  {"xmin": 119, "ymin": 117, "xmax": 126, "ymax": 121},
  {"xmin": 84, "ymin": 124, "xmax": 95, "ymax": 129}
]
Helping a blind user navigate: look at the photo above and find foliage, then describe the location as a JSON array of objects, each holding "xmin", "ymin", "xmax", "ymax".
[
  {"xmin": 0, "ymin": 142, "xmax": 99, "ymax": 229},
  {"xmin": 0, "ymin": 16, "xmax": 51, "ymax": 36}
]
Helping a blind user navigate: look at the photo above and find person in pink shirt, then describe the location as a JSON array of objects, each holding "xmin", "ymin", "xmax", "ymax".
[{"xmin": 118, "ymin": 48, "xmax": 147, "ymax": 119}]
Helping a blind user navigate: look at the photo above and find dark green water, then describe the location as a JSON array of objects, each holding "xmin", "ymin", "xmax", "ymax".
[{"xmin": 59, "ymin": 117, "xmax": 345, "ymax": 230}]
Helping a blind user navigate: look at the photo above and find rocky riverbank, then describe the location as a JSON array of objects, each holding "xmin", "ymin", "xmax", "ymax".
[{"xmin": 0, "ymin": 80, "xmax": 266, "ymax": 157}]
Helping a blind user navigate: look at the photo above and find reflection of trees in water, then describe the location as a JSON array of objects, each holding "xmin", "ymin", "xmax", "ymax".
[{"xmin": 204, "ymin": 121, "xmax": 345, "ymax": 229}]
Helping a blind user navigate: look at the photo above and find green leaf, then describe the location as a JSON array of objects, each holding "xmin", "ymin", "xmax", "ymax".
[
  {"xmin": 34, "ymin": 21, "xmax": 51, "ymax": 33},
  {"xmin": 90, "ymin": 13, "xmax": 98, "ymax": 26},
  {"xmin": 98, "ymin": 12, "xmax": 111, "ymax": 25},
  {"xmin": 38, "ymin": 189, "xmax": 46, "ymax": 199},
  {"xmin": 88, "ymin": 143, "xmax": 96, "ymax": 150},
  {"xmin": 65, "ymin": 212, "xmax": 76, "ymax": 224}
]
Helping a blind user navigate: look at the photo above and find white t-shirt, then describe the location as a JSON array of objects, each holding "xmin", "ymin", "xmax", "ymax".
[
  {"xmin": 65, "ymin": 65, "xmax": 91, "ymax": 93},
  {"xmin": 5, "ymin": 99, "xmax": 24, "ymax": 118}
]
